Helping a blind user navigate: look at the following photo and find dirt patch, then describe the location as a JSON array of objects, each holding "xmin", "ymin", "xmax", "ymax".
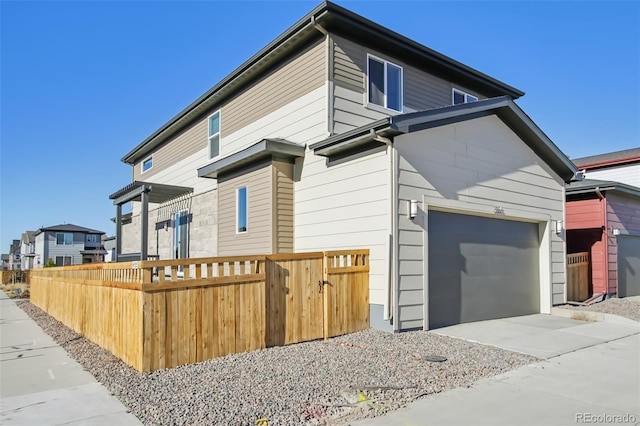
[{"xmin": 0, "ymin": 282, "xmax": 30, "ymax": 299}]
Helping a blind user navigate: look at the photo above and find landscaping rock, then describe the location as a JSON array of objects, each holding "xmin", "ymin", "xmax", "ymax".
[{"xmin": 17, "ymin": 301, "xmax": 537, "ymax": 425}]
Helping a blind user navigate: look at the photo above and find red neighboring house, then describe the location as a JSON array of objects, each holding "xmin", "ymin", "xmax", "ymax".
[{"xmin": 565, "ymin": 179, "xmax": 640, "ymax": 298}]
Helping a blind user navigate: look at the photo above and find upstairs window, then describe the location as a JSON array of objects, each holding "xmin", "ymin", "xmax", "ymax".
[
  {"xmin": 86, "ymin": 234, "xmax": 99, "ymax": 243},
  {"xmin": 367, "ymin": 55, "xmax": 403, "ymax": 112},
  {"xmin": 208, "ymin": 111, "xmax": 221, "ymax": 159},
  {"xmin": 142, "ymin": 156, "xmax": 153, "ymax": 173},
  {"xmin": 236, "ymin": 186, "xmax": 247, "ymax": 233},
  {"xmin": 56, "ymin": 233, "xmax": 73, "ymax": 245},
  {"xmin": 56, "ymin": 256, "xmax": 72, "ymax": 266},
  {"xmin": 453, "ymin": 89, "xmax": 478, "ymax": 105}
]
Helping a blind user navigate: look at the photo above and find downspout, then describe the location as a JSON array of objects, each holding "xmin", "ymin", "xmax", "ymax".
[
  {"xmin": 595, "ymin": 187, "xmax": 610, "ymax": 296},
  {"xmin": 389, "ymin": 141, "xmax": 398, "ymax": 327},
  {"xmin": 312, "ymin": 16, "xmax": 332, "ymax": 137}
]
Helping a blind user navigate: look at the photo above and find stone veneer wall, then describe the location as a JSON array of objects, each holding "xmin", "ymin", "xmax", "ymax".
[{"xmin": 120, "ymin": 189, "xmax": 218, "ymax": 259}]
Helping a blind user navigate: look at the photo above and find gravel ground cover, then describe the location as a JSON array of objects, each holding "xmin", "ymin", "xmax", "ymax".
[
  {"xmin": 561, "ymin": 298, "xmax": 640, "ymax": 322},
  {"xmin": 18, "ymin": 301, "xmax": 538, "ymax": 425}
]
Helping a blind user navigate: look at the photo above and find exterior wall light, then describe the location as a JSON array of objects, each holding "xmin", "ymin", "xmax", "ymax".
[
  {"xmin": 612, "ymin": 228, "xmax": 620, "ymax": 236},
  {"xmin": 409, "ymin": 199, "xmax": 419, "ymax": 220},
  {"xmin": 554, "ymin": 220, "xmax": 563, "ymax": 234}
]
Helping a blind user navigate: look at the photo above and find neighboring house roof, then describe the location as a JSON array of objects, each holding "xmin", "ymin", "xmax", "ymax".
[
  {"xmin": 20, "ymin": 231, "xmax": 35, "ymax": 244},
  {"xmin": 80, "ymin": 249, "xmax": 108, "ymax": 255},
  {"xmin": 1, "ymin": 254, "xmax": 9, "ymax": 261},
  {"xmin": 121, "ymin": 1, "xmax": 524, "ymax": 165},
  {"xmin": 311, "ymin": 96, "xmax": 578, "ymax": 183},
  {"xmin": 34, "ymin": 224, "xmax": 105, "ymax": 236},
  {"xmin": 110, "ymin": 212, "xmax": 133, "ymax": 224},
  {"xmin": 565, "ymin": 178, "xmax": 640, "ymax": 198},
  {"xmin": 572, "ymin": 147, "xmax": 640, "ymax": 170}
]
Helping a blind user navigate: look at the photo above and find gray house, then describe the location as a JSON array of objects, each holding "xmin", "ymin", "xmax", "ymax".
[
  {"xmin": 34, "ymin": 224, "xmax": 107, "ymax": 267},
  {"xmin": 111, "ymin": 1, "xmax": 578, "ymax": 331},
  {"xmin": 20, "ymin": 231, "xmax": 36, "ymax": 270}
]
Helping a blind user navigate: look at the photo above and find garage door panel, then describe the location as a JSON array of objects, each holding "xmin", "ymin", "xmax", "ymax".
[
  {"xmin": 618, "ymin": 235, "xmax": 640, "ymax": 297},
  {"xmin": 428, "ymin": 211, "xmax": 540, "ymax": 329}
]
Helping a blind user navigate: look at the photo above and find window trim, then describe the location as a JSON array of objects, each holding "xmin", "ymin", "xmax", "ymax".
[
  {"xmin": 141, "ymin": 156, "xmax": 153, "ymax": 173},
  {"xmin": 236, "ymin": 186, "xmax": 248, "ymax": 234},
  {"xmin": 366, "ymin": 53, "xmax": 404, "ymax": 113},
  {"xmin": 56, "ymin": 232, "xmax": 73, "ymax": 246},
  {"xmin": 452, "ymin": 88, "xmax": 479, "ymax": 105},
  {"xmin": 173, "ymin": 210, "xmax": 190, "ymax": 260},
  {"xmin": 208, "ymin": 110, "xmax": 221, "ymax": 160},
  {"xmin": 55, "ymin": 255, "xmax": 72, "ymax": 266}
]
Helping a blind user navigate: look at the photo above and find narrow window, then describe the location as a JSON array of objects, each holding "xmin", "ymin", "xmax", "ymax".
[
  {"xmin": 367, "ymin": 55, "xmax": 403, "ymax": 112},
  {"xmin": 174, "ymin": 211, "xmax": 189, "ymax": 259},
  {"xmin": 208, "ymin": 111, "xmax": 221, "ymax": 159},
  {"xmin": 453, "ymin": 89, "xmax": 478, "ymax": 105},
  {"xmin": 142, "ymin": 156, "xmax": 153, "ymax": 173},
  {"xmin": 236, "ymin": 186, "xmax": 247, "ymax": 233}
]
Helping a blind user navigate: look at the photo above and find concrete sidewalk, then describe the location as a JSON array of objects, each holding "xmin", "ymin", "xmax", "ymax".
[
  {"xmin": 0, "ymin": 291, "xmax": 142, "ymax": 425},
  {"xmin": 351, "ymin": 314, "xmax": 640, "ymax": 426}
]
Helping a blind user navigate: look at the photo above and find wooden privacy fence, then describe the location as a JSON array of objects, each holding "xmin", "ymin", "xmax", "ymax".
[
  {"xmin": 30, "ymin": 250, "xmax": 369, "ymax": 372},
  {"xmin": 2, "ymin": 270, "xmax": 30, "ymax": 284},
  {"xmin": 567, "ymin": 252, "xmax": 589, "ymax": 302}
]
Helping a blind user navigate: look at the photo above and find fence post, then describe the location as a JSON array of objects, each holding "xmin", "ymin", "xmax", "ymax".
[{"xmin": 322, "ymin": 252, "xmax": 329, "ymax": 340}]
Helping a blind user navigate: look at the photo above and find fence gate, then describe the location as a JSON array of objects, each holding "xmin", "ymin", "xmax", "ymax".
[
  {"xmin": 265, "ymin": 250, "xmax": 370, "ymax": 346},
  {"xmin": 567, "ymin": 252, "xmax": 589, "ymax": 301},
  {"xmin": 323, "ymin": 250, "xmax": 370, "ymax": 339},
  {"xmin": 266, "ymin": 253, "xmax": 325, "ymax": 346}
]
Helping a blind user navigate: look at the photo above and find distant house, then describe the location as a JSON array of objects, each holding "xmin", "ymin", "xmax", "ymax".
[
  {"xmin": 572, "ymin": 147, "xmax": 640, "ymax": 188},
  {"xmin": 20, "ymin": 231, "xmax": 36, "ymax": 270},
  {"xmin": 33, "ymin": 224, "xmax": 107, "ymax": 267},
  {"xmin": 1, "ymin": 254, "xmax": 9, "ymax": 270},
  {"xmin": 8, "ymin": 240, "xmax": 20, "ymax": 270},
  {"xmin": 103, "ymin": 236, "xmax": 116, "ymax": 262},
  {"xmin": 109, "ymin": 1, "xmax": 578, "ymax": 331},
  {"xmin": 565, "ymin": 180, "xmax": 640, "ymax": 299}
]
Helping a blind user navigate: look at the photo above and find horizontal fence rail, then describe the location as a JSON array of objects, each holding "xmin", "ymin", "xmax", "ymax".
[{"xmin": 30, "ymin": 250, "xmax": 370, "ymax": 372}]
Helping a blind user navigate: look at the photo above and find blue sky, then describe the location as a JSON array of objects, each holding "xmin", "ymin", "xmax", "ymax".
[{"xmin": 1, "ymin": 1, "xmax": 638, "ymax": 252}]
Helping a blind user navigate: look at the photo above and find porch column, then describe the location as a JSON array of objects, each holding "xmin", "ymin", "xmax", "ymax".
[
  {"xmin": 116, "ymin": 203, "xmax": 122, "ymax": 261},
  {"xmin": 141, "ymin": 188, "xmax": 149, "ymax": 260}
]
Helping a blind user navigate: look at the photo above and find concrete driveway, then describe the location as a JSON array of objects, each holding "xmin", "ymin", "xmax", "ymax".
[
  {"xmin": 350, "ymin": 314, "xmax": 640, "ymax": 426},
  {"xmin": 433, "ymin": 314, "xmax": 640, "ymax": 359}
]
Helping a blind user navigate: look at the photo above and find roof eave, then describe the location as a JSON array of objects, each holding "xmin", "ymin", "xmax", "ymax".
[
  {"xmin": 198, "ymin": 139, "xmax": 305, "ymax": 179},
  {"xmin": 121, "ymin": 3, "xmax": 328, "ymax": 165},
  {"xmin": 122, "ymin": 1, "xmax": 524, "ymax": 165}
]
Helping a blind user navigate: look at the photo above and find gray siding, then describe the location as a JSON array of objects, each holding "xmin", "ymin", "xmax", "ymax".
[
  {"xmin": 218, "ymin": 162, "xmax": 273, "ymax": 255},
  {"xmin": 45, "ymin": 231, "xmax": 84, "ymax": 265},
  {"xmin": 394, "ymin": 115, "xmax": 566, "ymax": 330},
  {"xmin": 273, "ymin": 161, "xmax": 294, "ymax": 253},
  {"xmin": 606, "ymin": 192, "xmax": 640, "ymax": 294},
  {"xmin": 331, "ymin": 34, "xmax": 484, "ymax": 134}
]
